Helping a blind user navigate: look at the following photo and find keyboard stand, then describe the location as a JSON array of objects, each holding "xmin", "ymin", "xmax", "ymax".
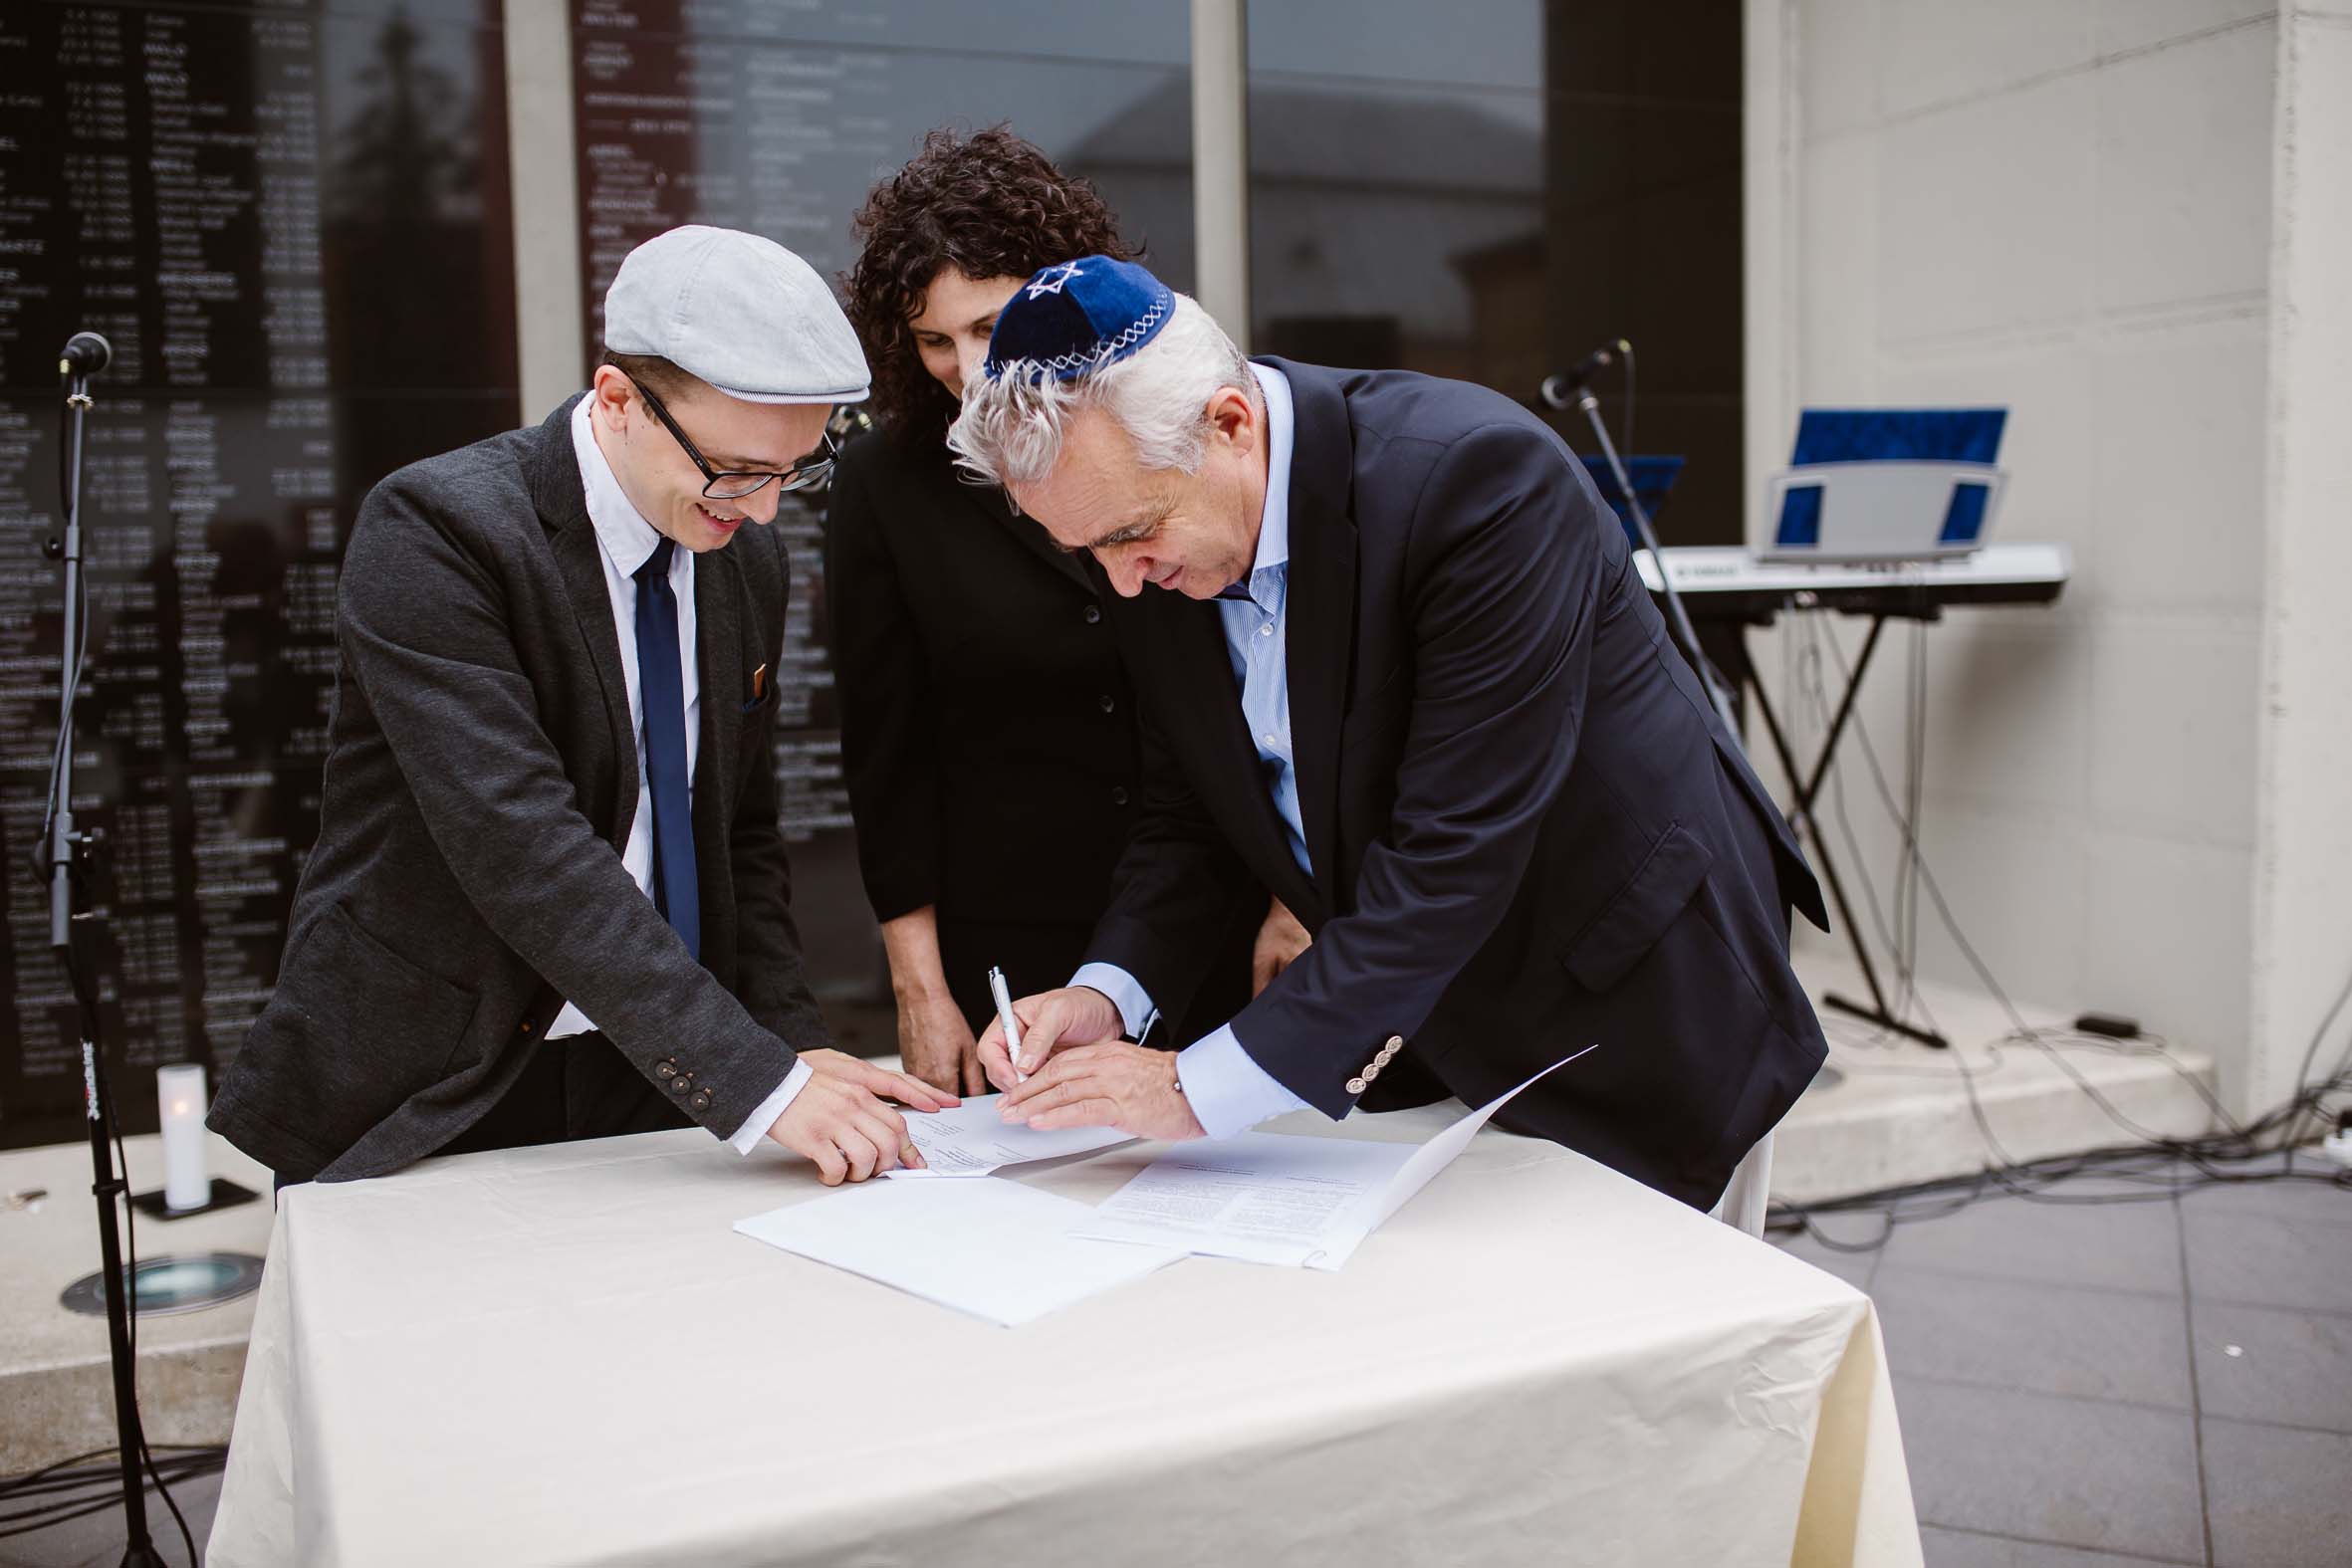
[
  {"xmin": 1643, "ymin": 544, "xmax": 2069, "ymax": 1052},
  {"xmin": 1721, "ymin": 608, "xmax": 1950, "ymax": 1049}
]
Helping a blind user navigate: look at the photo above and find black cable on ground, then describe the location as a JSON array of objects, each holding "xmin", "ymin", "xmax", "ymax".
[
  {"xmin": 0, "ymin": 1448, "xmax": 226, "ymax": 1543},
  {"xmin": 1767, "ymin": 612, "xmax": 2352, "ymax": 1251}
]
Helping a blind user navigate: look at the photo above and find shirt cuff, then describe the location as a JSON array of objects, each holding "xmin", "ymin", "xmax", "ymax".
[
  {"xmin": 1176, "ymin": 1024, "xmax": 1311, "ymax": 1140},
  {"xmin": 1069, "ymin": 962, "xmax": 1159, "ymax": 1041},
  {"xmin": 729, "ymin": 1059, "xmax": 814, "ymax": 1155}
]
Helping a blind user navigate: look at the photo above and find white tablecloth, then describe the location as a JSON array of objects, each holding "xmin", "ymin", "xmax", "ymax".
[{"xmin": 207, "ymin": 1103, "xmax": 1920, "ymax": 1567}]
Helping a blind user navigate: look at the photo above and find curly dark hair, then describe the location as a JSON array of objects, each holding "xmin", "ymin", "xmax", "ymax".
[{"xmin": 844, "ymin": 125, "xmax": 1134, "ymax": 444}]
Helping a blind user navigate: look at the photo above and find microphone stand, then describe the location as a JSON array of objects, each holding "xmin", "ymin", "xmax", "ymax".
[
  {"xmin": 48, "ymin": 346, "xmax": 165, "ymax": 1568},
  {"xmin": 1555, "ymin": 363, "xmax": 1741, "ymax": 736}
]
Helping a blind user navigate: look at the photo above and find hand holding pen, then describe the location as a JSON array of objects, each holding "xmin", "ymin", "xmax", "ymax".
[{"xmin": 973, "ymin": 982, "xmax": 1128, "ymax": 1101}]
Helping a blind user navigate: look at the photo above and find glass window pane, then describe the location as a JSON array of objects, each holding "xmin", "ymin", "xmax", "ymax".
[{"xmin": 1247, "ymin": 0, "xmax": 1745, "ymax": 546}]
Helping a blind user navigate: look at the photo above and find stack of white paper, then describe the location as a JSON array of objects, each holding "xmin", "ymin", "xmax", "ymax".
[
  {"xmin": 737, "ymin": 1048, "xmax": 1596, "ymax": 1323},
  {"xmin": 886, "ymin": 1093, "xmax": 1136, "ymax": 1178},
  {"xmin": 735, "ymin": 1177, "xmax": 1183, "ymax": 1327},
  {"xmin": 1070, "ymin": 1045, "xmax": 1596, "ymax": 1270}
]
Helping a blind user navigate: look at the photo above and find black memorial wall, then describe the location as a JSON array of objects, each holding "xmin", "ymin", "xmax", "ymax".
[
  {"xmin": 0, "ymin": 0, "xmax": 517, "ymax": 1147},
  {"xmin": 567, "ymin": 0, "xmax": 1197, "ymax": 995}
]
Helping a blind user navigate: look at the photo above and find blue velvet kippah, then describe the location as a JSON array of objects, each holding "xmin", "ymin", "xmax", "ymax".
[{"xmin": 982, "ymin": 255, "xmax": 1175, "ymax": 382}]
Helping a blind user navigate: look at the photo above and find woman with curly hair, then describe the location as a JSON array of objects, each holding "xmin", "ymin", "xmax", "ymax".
[{"xmin": 827, "ymin": 126, "xmax": 1297, "ymax": 1096}]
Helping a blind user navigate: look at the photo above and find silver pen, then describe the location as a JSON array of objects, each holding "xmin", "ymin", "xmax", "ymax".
[{"xmin": 987, "ymin": 965, "xmax": 1027, "ymax": 1085}]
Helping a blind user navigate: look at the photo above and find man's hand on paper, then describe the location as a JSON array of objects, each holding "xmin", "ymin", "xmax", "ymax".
[
  {"xmin": 766, "ymin": 1050, "xmax": 960, "ymax": 1185},
  {"xmin": 976, "ymin": 985, "xmax": 1124, "ymax": 1089},
  {"xmin": 998, "ymin": 1040, "xmax": 1207, "ymax": 1143}
]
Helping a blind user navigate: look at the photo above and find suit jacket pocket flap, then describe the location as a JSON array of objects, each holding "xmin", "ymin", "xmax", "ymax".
[
  {"xmin": 286, "ymin": 904, "xmax": 481, "ymax": 1094},
  {"xmin": 1561, "ymin": 821, "xmax": 1715, "ymax": 992}
]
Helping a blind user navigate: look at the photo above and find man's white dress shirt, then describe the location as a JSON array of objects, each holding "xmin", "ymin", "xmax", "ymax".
[{"xmin": 559, "ymin": 395, "xmax": 809, "ymax": 1152}]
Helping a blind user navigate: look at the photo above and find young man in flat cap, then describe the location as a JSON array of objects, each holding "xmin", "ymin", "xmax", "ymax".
[
  {"xmin": 955, "ymin": 257, "xmax": 1829, "ymax": 1211},
  {"xmin": 212, "ymin": 225, "xmax": 950, "ymax": 1189}
]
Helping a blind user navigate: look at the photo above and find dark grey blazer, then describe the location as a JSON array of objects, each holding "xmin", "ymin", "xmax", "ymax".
[
  {"xmin": 209, "ymin": 396, "xmax": 827, "ymax": 1182},
  {"xmin": 1086, "ymin": 360, "xmax": 1831, "ymax": 1210}
]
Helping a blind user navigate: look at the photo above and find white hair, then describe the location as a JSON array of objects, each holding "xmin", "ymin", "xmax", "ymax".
[{"xmin": 947, "ymin": 293, "xmax": 1255, "ymax": 488}]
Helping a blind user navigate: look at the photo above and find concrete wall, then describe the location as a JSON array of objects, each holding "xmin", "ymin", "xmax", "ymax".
[
  {"xmin": 1748, "ymin": 0, "xmax": 2348, "ymax": 1115},
  {"xmin": 2250, "ymin": 4, "xmax": 2352, "ymax": 1113}
]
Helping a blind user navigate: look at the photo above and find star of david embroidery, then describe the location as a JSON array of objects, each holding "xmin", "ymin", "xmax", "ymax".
[{"xmin": 1025, "ymin": 260, "xmax": 1085, "ymax": 301}]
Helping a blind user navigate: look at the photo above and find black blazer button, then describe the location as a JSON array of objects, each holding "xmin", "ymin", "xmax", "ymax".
[
  {"xmin": 1083, "ymin": 603, "xmax": 1102, "ymax": 624},
  {"xmin": 669, "ymin": 1077, "xmax": 690, "ymax": 1095},
  {"xmin": 655, "ymin": 1061, "xmax": 676, "ymax": 1078},
  {"xmin": 1097, "ymin": 693, "xmax": 1116, "ymax": 714},
  {"xmin": 1111, "ymin": 785, "xmax": 1130, "ymax": 806}
]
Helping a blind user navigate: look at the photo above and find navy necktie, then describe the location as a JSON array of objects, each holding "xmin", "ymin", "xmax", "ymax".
[{"xmin": 633, "ymin": 538, "xmax": 699, "ymax": 961}]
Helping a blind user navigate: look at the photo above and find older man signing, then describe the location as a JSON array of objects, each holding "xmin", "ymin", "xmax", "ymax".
[{"xmin": 952, "ymin": 256, "xmax": 1829, "ymax": 1210}]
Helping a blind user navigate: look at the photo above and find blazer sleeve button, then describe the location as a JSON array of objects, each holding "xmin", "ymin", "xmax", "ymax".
[{"xmin": 1345, "ymin": 1076, "xmax": 1367, "ymax": 1095}]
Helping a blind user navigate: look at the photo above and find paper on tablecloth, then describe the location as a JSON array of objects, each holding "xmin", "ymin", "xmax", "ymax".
[
  {"xmin": 885, "ymin": 1092, "xmax": 1135, "ymax": 1178},
  {"xmin": 1070, "ymin": 1044, "xmax": 1597, "ymax": 1269},
  {"xmin": 734, "ymin": 1175, "xmax": 1182, "ymax": 1326}
]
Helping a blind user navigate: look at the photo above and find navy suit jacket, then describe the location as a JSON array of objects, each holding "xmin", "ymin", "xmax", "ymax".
[{"xmin": 1084, "ymin": 359, "xmax": 1831, "ymax": 1209}]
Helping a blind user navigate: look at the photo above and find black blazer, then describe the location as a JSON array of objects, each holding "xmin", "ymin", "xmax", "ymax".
[
  {"xmin": 825, "ymin": 427, "xmax": 1262, "ymax": 1041},
  {"xmin": 1086, "ymin": 360, "xmax": 1832, "ymax": 1209},
  {"xmin": 824, "ymin": 427, "xmax": 1142, "ymax": 931},
  {"xmin": 209, "ymin": 396, "xmax": 825, "ymax": 1182}
]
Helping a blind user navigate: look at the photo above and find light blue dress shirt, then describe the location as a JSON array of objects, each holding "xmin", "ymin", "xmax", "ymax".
[{"xmin": 1071, "ymin": 362, "xmax": 1312, "ymax": 1138}]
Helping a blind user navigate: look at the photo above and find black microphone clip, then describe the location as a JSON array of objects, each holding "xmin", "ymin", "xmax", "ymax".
[
  {"xmin": 1538, "ymin": 338, "xmax": 1631, "ymax": 409},
  {"xmin": 59, "ymin": 333, "xmax": 113, "ymax": 379}
]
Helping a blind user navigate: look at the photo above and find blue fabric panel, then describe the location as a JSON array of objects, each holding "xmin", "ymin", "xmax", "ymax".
[
  {"xmin": 1776, "ymin": 483, "xmax": 1823, "ymax": 547},
  {"xmin": 1576, "ymin": 454, "xmax": 1685, "ymax": 550},
  {"xmin": 1940, "ymin": 480, "xmax": 1991, "ymax": 544},
  {"xmin": 1791, "ymin": 407, "xmax": 2007, "ymax": 465}
]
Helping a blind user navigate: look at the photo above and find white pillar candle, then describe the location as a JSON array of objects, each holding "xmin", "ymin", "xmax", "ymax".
[{"xmin": 157, "ymin": 1063, "xmax": 209, "ymax": 1213}]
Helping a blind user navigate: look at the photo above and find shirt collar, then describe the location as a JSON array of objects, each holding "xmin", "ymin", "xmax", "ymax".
[
  {"xmin": 1248, "ymin": 360, "xmax": 1294, "ymax": 579},
  {"xmin": 571, "ymin": 393, "xmax": 673, "ymax": 580},
  {"xmin": 1223, "ymin": 361, "xmax": 1297, "ymax": 606}
]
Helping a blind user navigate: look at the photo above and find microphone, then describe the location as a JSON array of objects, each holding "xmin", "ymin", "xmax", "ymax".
[
  {"xmin": 59, "ymin": 333, "xmax": 113, "ymax": 377},
  {"xmin": 1538, "ymin": 338, "xmax": 1630, "ymax": 408}
]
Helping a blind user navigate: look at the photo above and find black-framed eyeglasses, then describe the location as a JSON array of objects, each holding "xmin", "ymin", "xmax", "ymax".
[{"xmin": 628, "ymin": 377, "xmax": 836, "ymax": 500}]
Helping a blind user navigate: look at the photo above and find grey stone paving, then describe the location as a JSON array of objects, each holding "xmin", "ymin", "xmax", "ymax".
[{"xmin": 1785, "ymin": 1150, "xmax": 2352, "ymax": 1567}]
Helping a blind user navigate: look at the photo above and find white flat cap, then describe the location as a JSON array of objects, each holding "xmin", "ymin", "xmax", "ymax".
[{"xmin": 603, "ymin": 225, "xmax": 869, "ymax": 404}]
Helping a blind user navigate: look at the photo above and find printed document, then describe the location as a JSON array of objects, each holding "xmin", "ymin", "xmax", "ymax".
[
  {"xmin": 1069, "ymin": 1045, "xmax": 1597, "ymax": 1270},
  {"xmin": 735, "ymin": 1177, "xmax": 1183, "ymax": 1327},
  {"xmin": 885, "ymin": 1092, "xmax": 1135, "ymax": 1177}
]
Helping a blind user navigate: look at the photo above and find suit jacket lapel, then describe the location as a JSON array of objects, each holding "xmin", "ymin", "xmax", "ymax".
[
  {"xmin": 532, "ymin": 397, "xmax": 636, "ymax": 851},
  {"xmin": 1270, "ymin": 359, "xmax": 1355, "ymax": 914},
  {"xmin": 1157, "ymin": 593, "xmax": 1325, "ymax": 924}
]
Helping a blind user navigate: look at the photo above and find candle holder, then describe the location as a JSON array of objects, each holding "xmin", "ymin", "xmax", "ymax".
[
  {"xmin": 129, "ymin": 1062, "xmax": 258, "ymax": 1219},
  {"xmin": 127, "ymin": 1178, "xmax": 261, "ymax": 1221}
]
